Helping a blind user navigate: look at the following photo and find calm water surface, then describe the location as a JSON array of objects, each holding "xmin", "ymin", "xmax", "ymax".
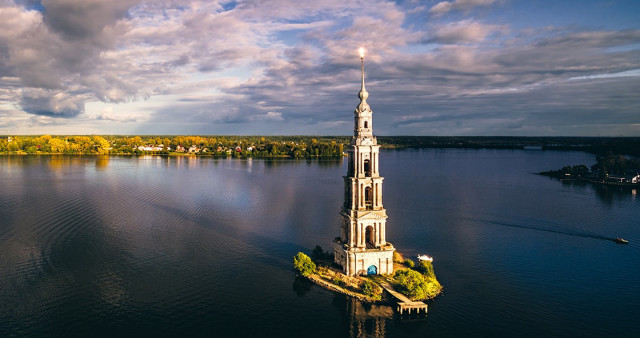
[{"xmin": 1, "ymin": 150, "xmax": 638, "ymax": 337}]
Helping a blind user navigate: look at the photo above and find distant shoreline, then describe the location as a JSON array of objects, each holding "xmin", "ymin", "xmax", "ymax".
[
  {"xmin": 3, "ymin": 135, "xmax": 639, "ymax": 157},
  {"xmin": 539, "ymin": 172, "xmax": 640, "ymax": 188},
  {"xmin": 0, "ymin": 152, "xmax": 347, "ymax": 160}
]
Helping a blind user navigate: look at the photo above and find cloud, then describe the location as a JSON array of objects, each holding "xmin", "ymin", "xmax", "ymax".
[
  {"xmin": 251, "ymin": 111, "xmax": 284, "ymax": 122},
  {"xmin": 28, "ymin": 114, "xmax": 69, "ymax": 126},
  {"xmin": 385, "ymin": 74, "xmax": 640, "ymax": 136},
  {"xmin": 429, "ymin": 19, "xmax": 508, "ymax": 44},
  {"xmin": 19, "ymin": 89, "xmax": 85, "ymax": 117},
  {"xmin": 170, "ymin": 23, "xmax": 639, "ymax": 136},
  {"xmin": 1, "ymin": 0, "xmax": 639, "ymax": 136},
  {"xmin": 40, "ymin": 0, "xmax": 140, "ymax": 41},
  {"xmin": 93, "ymin": 106, "xmax": 139, "ymax": 122},
  {"xmin": 430, "ymin": 0, "xmax": 501, "ymax": 16},
  {"xmin": 0, "ymin": 0, "xmax": 143, "ymax": 109},
  {"xmin": 568, "ymin": 69, "xmax": 640, "ymax": 81}
]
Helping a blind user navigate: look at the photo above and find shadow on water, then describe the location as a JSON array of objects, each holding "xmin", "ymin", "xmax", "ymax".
[
  {"xmin": 480, "ymin": 219, "xmax": 622, "ymax": 243},
  {"xmin": 140, "ymin": 197, "xmax": 315, "ymax": 272},
  {"xmin": 292, "ymin": 276, "xmax": 314, "ymax": 297},
  {"xmin": 592, "ymin": 185, "xmax": 638, "ymax": 205}
]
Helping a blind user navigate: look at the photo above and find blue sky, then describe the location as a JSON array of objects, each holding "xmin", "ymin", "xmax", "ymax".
[{"xmin": 0, "ymin": 0, "xmax": 639, "ymax": 136}]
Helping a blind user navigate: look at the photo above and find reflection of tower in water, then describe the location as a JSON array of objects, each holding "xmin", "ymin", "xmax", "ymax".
[{"xmin": 344, "ymin": 296, "xmax": 393, "ymax": 338}]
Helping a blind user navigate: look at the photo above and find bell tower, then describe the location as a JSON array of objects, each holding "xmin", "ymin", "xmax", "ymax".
[{"xmin": 334, "ymin": 48, "xmax": 395, "ymax": 276}]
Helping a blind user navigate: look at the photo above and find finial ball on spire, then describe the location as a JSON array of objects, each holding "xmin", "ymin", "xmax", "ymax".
[{"xmin": 359, "ymin": 47, "xmax": 365, "ymax": 59}]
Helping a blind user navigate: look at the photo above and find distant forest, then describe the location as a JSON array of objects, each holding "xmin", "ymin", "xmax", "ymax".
[
  {"xmin": 377, "ymin": 136, "xmax": 640, "ymax": 156},
  {"xmin": 0, "ymin": 135, "xmax": 346, "ymax": 158},
  {"xmin": 540, "ymin": 152, "xmax": 640, "ymax": 179},
  {"xmin": 1, "ymin": 135, "xmax": 639, "ymax": 158}
]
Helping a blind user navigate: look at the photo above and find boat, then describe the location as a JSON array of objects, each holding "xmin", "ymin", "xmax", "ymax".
[
  {"xmin": 614, "ymin": 237, "xmax": 629, "ymax": 244},
  {"xmin": 417, "ymin": 255, "xmax": 433, "ymax": 262}
]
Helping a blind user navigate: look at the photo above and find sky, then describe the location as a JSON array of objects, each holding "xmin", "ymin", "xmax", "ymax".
[{"xmin": 0, "ymin": 0, "xmax": 639, "ymax": 136}]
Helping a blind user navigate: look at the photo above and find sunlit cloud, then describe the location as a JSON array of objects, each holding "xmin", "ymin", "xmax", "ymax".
[
  {"xmin": 568, "ymin": 69, "xmax": 640, "ymax": 81},
  {"xmin": 429, "ymin": 0, "xmax": 501, "ymax": 16}
]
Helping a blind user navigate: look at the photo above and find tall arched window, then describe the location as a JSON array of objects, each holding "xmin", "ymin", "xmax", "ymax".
[
  {"xmin": 364, "ymin": 121, "xmax": 368, "ymax": 128},
  {"xmin": 364, "ymin": 159, "xmax": 371, "ymax": 177},
  {"xmin": 365, "ymin": 186, "xmax": 372, "ymax": 209},
  {"xmin": 365, "ymin": 226, "xmax": 375, "ymax": 248}
]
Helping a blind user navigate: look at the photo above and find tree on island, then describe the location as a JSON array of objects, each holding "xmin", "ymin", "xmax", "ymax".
[
  {"xmin": 560, "ymin": 165, "xmax": 589, "ymax": 176},
  {"xmin": 311, "ymin": 245, "xmax": 325, "ymax": 260},
  {"xmin": 541, "ymin": 152, "xmax": 640, "ymax": 179},
  {"xmin": 424, "ymin": 260, "xmax": 439, "ymax": 277},
  {"xmin": 591, "ymin": 153, "xmax": 640, "ymax": 176},
  {"xmin": 393, "ymin": 262, "xmax": 442, "ymax": 300},
  {"xmin": 394, "ymin": 269, "xmax": 429, "ymax": 299},
  {"xmin": 293, "ymin": 252, "xmax": 316, "ymax": 277}
]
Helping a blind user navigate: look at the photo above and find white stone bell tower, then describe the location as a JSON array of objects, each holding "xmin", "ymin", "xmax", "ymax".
[{"xmin": 334, "ymin": 48, "xmax": 395, "ymax": 276}]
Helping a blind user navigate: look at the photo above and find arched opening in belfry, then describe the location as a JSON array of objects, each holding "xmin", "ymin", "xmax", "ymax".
[
  {"xmin": 364, "ymin": 159, "xmax": 371, "ymax": 177},
  {"xmin": 365, "ymin": 226, "xmax": 375, "ymax": 248},
  {"xmin": 365, "ymin": 186, "xmax": 372, "ymax": 209},
  {"xmin": 364, "ymin": 121, "xmax": 368, "ymax": 129}
]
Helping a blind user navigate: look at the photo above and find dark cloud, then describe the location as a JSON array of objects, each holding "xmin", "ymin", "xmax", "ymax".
[
  {"xmin": 208, "ymin": 24, "xmax": 640, "ymax": 136},
  {"xmin": 374, "ymin": 73, "xmax": 640, "ymax": 136},
  {"xmin": 19, "ymin": 89, "xmax": 85, "ymax": 117},
  {"xmin": 40, "ymin": 0, "xmax": 139, "ymax": 41}
]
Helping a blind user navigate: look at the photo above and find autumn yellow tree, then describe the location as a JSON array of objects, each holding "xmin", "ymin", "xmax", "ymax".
[
  {"xmin": 93, "ymin": 136, "xmax": 111, "ymax": 154},
  {"xmin": 49, "ymin": 138, "xmax": 68, "ymax": 153}
]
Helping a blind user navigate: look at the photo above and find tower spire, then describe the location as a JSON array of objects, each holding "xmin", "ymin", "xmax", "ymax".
[{"xmin": 357, "ymin": 47, "xmax": 369, "ymax": 112}]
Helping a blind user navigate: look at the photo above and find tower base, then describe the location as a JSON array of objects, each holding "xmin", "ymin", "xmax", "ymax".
[{"xmin": 334, "ymin": 242, "xmax": 395, "ymax": 276}]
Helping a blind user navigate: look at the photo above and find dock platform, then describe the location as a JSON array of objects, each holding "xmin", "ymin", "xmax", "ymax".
[{"xmin": 378, "ymin": 280, "xmax": 428, "ymax": 317}]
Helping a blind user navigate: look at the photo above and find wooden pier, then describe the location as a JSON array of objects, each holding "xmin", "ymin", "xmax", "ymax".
[
  {"xmin": 396, "ymin": 301, "xmax": 428, "ymax": 316},
  {"xmin": 378, "ymin": 280, "xmax": 428, "ymax": 317}
]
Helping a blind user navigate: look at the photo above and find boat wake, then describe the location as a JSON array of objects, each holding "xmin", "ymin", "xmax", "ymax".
[{"xmin": 481, "ymin": 219, "xmax": 621, "ymax": 243}]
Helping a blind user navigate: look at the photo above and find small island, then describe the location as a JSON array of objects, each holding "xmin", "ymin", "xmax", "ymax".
[
  {"xmin": 293, "ymin": 246, "xmax": 442, "ymax": 309},
  {"xmin": 539, "ymin": 152, "xmax": 640, "ymax": 187}
]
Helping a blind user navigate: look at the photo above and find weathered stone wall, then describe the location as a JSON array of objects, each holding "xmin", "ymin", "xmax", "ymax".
[{"xmin": 352, "ymin": 250, "xmax": 394, "ymax": 275}]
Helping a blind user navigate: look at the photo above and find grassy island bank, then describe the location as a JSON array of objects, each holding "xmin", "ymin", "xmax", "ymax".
[{"xmin": 292, "ymin": 248, "xmax": 442, "ymax": 305}]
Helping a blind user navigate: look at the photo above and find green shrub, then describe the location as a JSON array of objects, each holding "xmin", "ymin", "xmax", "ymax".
[
  {"xmin": 404, "ymin": 258, "xmax": 415, "ymax": 268},
  {"xmin": 293, "ymin": 252, "xmax": 316, "ymax": 277},
  {"xmin": 361, "ymin": 279, "xmax": 382, "ymax": 300},
  {"xmin": 394, "ymin": 269, "xmax": 441, "ymax": 300},
  {"xmin": 394, "ymin": 269, "xmax": 428, "ymax": 299},
  {"xmin": 417, "ymin": 260, "xmax": 435, "ymax": 278},
  {"xmin": 332, "ymin": 276, "xmax": 345, "ymax": 287},
  {"xmin": 423, "ymin": 276, "xmax": 442, "ymax": 299}
]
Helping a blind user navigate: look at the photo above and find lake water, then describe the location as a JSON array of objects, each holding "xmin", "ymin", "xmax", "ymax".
[{"xmin": 1, "ymin": 150, "xmax": 638, "ymax": 337}]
